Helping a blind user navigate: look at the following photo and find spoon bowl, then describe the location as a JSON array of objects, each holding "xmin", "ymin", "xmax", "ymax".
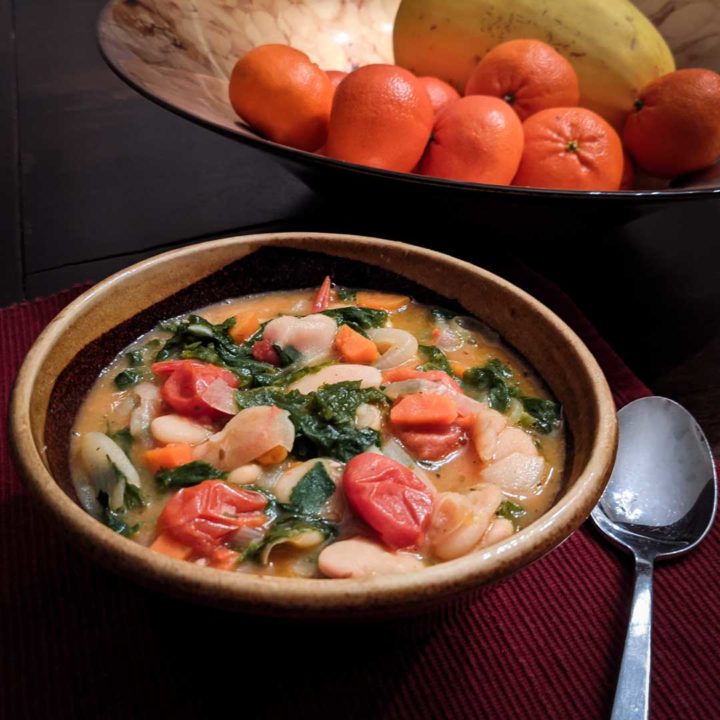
[
  {"xmin": 592, "ymin": 396, "xmax": 716, "ymax": 720},
  {"xmin": 592, "ymin": 396, "xmax": 717, "ymax": 560}
]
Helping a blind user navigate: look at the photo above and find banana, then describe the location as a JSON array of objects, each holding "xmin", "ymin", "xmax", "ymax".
[{"xmin": 393, "ymin": 0, "xmax": 675, "ymax": 128}]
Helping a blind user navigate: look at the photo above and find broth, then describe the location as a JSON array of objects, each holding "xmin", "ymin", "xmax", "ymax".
[{"xmin": 71, "ymin": 285, "xmax": 565, "ymax": 579}]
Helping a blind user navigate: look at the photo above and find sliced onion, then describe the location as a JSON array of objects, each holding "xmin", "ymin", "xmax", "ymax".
[
  {"xmin": 368, "ymin": 328, "xmax": 418, "ymax": 370},
  {"xmin": 129, "ymin": 382, "xmax": 161, "ymax": 437},
  {"xmin": 200, "ymin": 378, "xmax": 237, "ymax": 415},
  {"xmin": 433, "ymin": 318, "xmax": 463, "ymax": 352},
  {"xmin": 380, "ymin": 438, "xmax": 435, "ymax": 493},
  {"xmin": 383, "ymin": 379, "xmax": 439, "ymax": 399},
  {"xmin": 79, "ymin": 432, "xmax": 140, "ymax": 510},
  {"xmin": 263, "ymin": 314, "xmax": 337, "ymax": 363},
  {"xmin": 193, "ymin": 405, "xmax": 295, "ymax": 471}
]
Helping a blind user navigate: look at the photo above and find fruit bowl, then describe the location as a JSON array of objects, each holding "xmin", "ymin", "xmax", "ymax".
[
  {"xmin": 97, "ymin": 0, "xmax": 720, "ymax": 232},
  {"xmin": 10, "ymin": 232, "xmax": 617, "ymax": 617}
]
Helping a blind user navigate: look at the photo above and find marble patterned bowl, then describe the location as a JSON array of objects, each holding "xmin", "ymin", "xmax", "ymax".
[
  {"xmin": 10, "ymin": 233, "xmax": 618, "ymax": 617},
  {"xmin": 97, "ymin": 0, "xmax": 720, "ymax": 232}
]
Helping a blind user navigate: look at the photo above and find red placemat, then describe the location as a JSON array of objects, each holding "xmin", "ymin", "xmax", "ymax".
[{"xmin": 1, "ymin": 278, "xmax": 717, "ymax": 720}]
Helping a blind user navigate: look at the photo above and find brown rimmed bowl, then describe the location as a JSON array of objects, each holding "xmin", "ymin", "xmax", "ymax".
[{"xmin": 10, "ymin": 232, "xmax": 617, "ymax": 618}]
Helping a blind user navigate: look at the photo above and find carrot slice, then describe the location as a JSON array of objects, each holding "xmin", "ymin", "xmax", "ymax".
[
  {"xmin": 451, "ymin": 362, "xmax": 469, "ymax": 378},
  {"xmin": 209, "ymin": 546, "xmax": 241, "ymax": 571},
  {"xmin": 334, "ymin": 324, "xmax": 380, "ymax": 364},
  {"xmin": 356, "ymin": 292, "xmax": 409, "ymax": 311},
  {"xmin": 311, "ymin": 276, "xmax": 332, "ymax": 312},
  {"xmin": 150, "ymin": 531, "xmax": 193, "ymax": 561},
  {"xmin": 229, "ymin": 310, "xmax": 260, "ymax": 343},
  {"xmin": 143, "ymin": 443, "xmax": 194, "ymax": 473},
  {"xmin": 256, "ymin": 445, "xmax": 289, "ymax": 466},
  {"xmin": 390, "ymin": 393, "xmax": 458, "ymax": 427}
]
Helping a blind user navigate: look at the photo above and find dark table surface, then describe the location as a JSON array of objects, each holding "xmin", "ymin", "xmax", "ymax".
[{"xmin": 2, "ymin": 0, "xmax": 718, "ymax": 454}]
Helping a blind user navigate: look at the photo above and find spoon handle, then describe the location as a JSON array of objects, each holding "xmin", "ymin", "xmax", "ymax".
[{"xmin": 611, "ymin": 555, "xmax": 654, "ymax": 720}]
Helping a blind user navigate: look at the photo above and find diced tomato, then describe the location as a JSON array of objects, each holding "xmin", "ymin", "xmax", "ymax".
[
  {"xmin": 382, "ymin": 366, "xmax": 462, "ymax": 393},
  {"xmin": 311, "ymin": 275, "xmax": 332, "ymax": 313},
  {"xmin": 394, "ymin": 424, "xmax": 466, "ymax": 461},
  {"xmin": 343, "ymin": 453, "xmax": 435, "ymax": 549},
  {"xmin": 152, "ymin": 360, "xmax": 238, "ymax": 387},
  {"xmin": 151, "ymin": 360, "xmax": 239, "ymax": 419},
  {"xmin": 157, "ymin": 480, "xmax": 268, "ymax": 557},
  {"xmin": 251, "ymin": 337, "xmax": 280, "ymax": 365}
]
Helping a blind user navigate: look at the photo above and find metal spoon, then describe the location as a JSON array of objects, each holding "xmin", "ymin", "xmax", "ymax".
[{"xmin": 591, "ymin": 396, "xmax": 716, "ymax": 720}]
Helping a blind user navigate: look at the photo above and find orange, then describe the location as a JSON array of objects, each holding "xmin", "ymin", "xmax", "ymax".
[
  {"xmin": 419, "ymin": 96, "xmax": 524, "ymax": 185},
  {"xmin": 228, "ymin": 44, "xmax": 333, "ymax": 152},
  {"xmin": 419, "ymin": 76, "xmax": 461, "ymax": 115},
  {"xmin": 623, "ymin": 68, "xmax": 720, "ymax": 178},
  {"xmin": 326, "ymin": 70, "xmax": 348, "ymax": 90},
  {"xmin": 325, "ymin": 64, "xmax": 434, "ymax": 172},
  {"xmin": 465, "ymin": 39, "xmax": 580, "ymax": 121},
  {"xmin": 620, "ymin": 150, "xmax": 635, "ymax": 190},
  {"xmin": 513, "ymin": 107, "xmax": 623, "ymax": 191}
]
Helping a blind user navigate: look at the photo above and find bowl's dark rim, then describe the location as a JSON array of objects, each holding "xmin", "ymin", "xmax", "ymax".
[
  {"xmin": 96, "ymin": 3, "xmax": 720, "ymax": 203},
  {"xmin": 10, "ymin": 232, "xmax": 618, "ymax": 614}
]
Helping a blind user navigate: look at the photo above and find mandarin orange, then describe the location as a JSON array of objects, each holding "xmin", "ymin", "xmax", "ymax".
[
  {"xmin": 325, "ymin": 64, "xmax": 434, "ymax": 172},
  {"xmin": 465, "ymin": 39, "xmax": 580, "ymax": 121},
  {"xmin": 419, "ymin": 76, "xmax": 461, "ymax": 116},
  {"xmin": 419, "ymin": 95, "xmax": 524, "ymax": 185},
  {"xmin": 513, "ymin": 107, "xmax": 623, "ymax": 191},
  {"xmin": 623, "ymin": 69, "xmax": 720, "ymax": 178},
  {"xmin": 228, "ymin": 44, "xmax": 333, "ymax": 152}
]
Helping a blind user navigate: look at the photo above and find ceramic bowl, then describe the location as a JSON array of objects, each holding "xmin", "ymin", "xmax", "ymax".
[
  {"xmin": 10, "ymin": 232, "xmax": 617, "ymax": 617},
  {"xmin": 97, "ymin": 0, "xmax": 720, "ymax": 234}
]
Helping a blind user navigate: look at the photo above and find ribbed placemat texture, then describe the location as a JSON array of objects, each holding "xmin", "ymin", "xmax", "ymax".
[{"xmin": 1, "ymin": 279, "xmax": 717, "ymax": 720}]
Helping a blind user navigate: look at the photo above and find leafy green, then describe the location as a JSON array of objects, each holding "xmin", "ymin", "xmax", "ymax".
[
  {"xmin": 97, "ymin": 490, "xmax": 139, "ymax": 538},
  {"xmin": 313, "ymin": 382, "xmax": 387, "ymax": 424},
  {"xmin": 519, "ymin": 397, "xmax": 562, "ymax": 434},
  {"xmin": 463, "ymin": 359, "xmax": 562, "ymax": 433},
  {"xmin": 418, "ymin": 344, "xmax": 457, "ymax": 377},
  {"xmin": 273, "ymin": 344, "xmax": 302, "ymax": 368},
  {"xmin": 462, "ymin": 359, "xmax": 519, "ymax": 412},
  {"xmin": 113, "ymin": 368, "xmax": 143, "ymax": 390},
  {"xmin": 156, "ymin": 461, "xmax": 228, "ymax": 489},
  {"xmin": 289, "ymin": 462, "xmax": 336, "ymax": 515},
  {"xmin": 497, "ymin": 500, "xmax": 526, "ymax": 522},
  {"xmin": 153, "ymin": 314, "xmax": 307, "ymax": 389},
  {"xmin": 322, "ymin": 307, "xmax": 388, "ymax": 336},
  {"xmin": 107, "ymin": 426, "xmax": 133, "ymax": 456},
  {"xmin": 336, "ymin": 287, "xmax": 357, "ymax": 302},
  {"xmin": 126, "ymin": 350, "xmax": 144, "ymax": 367},
  {"xmin": 235, "ymin": 381, "xmax": 387, "ymax": 462},
  {"xmin": 124, "ymin": 483, "xmax": 145, "ymax": 511},
  {"xmin": 430, "ymin": 307, "xmax": 456, "ymax": 321},
  {"xmin": 238, "ymin": 515, "xmax": 337, "ymax": 564}
]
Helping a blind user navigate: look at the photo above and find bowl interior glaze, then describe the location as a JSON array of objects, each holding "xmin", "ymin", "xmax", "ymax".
[
  {"xmin": 11, "ymin": 233, "xmax": 617, "ymax": 617},
  {"xmin": 97, "ymin": 0, "xmax": 720, "ymax": 203}
]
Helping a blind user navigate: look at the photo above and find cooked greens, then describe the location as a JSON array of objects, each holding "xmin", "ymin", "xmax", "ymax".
[
  {"xmin": 336, "ymin": 287, "xmax": 357, "ymax": 302},
  {"xmin": 235, "ymin": 381, "xmax": 387, "ymax": 462},
  {"xmin": 418, "ymin": 344, "xmax": 457, "ymax": 377},
  {"xmin": 519, "ymin": 397, "xmax": 562, "ymax": 435},
  {"xmin": 463, "ymin": 358, "xmax": 562, "ymax": 433},
  {"xmin": 113, "ymin": 368, "xmax": 143, "ymax": 390},
  {"xmin": 153, "ymin": 314, "xmax": 311, "ymax": 389},
  {"xmin": 289, "ymin": 462, "xmax": 336, "ymax": 515},
  {"xmin": 463, "ymin": 358, "xmax": 519, "ymax": 412},
  {"xmin": 497, "ymin": 500, "xmax": 526, "ymax": 523},
  {"xmin": 156, "ymin": 461, "xmax": 228, "ymax": 489},
  {"xmin": 322, "ymin": 307, "xmax": 388, "ymax": 336}
]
